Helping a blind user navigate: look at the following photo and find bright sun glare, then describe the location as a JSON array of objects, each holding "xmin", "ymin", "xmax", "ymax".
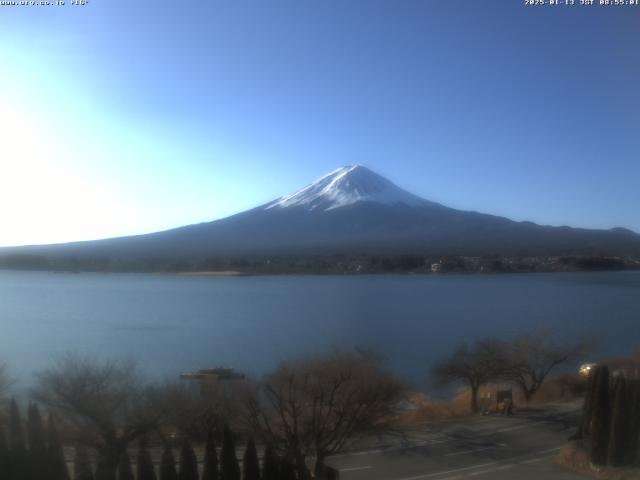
[{"xmin": 0, "ymin": 103, "xmax": 126, "ymax": 246}]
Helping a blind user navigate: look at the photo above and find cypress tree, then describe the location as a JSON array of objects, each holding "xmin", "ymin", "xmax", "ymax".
[
  {"xmin": 95, "ymin": 454, "xmax": 115, "ymax": 480},
  {"xmin": 27, "ymin": 404, "xmax": 47, "ymax": 454},
  {"xmin": 74, "ymin": 445, "xmax": 95, "ymax": 480},
  {"xmin": 159, "ymin": 445, "xmax": 178, "ymax": 480},
  {"xmin": 608, "ymin": 375, "xmax": 632, "ymax": 467},
  {"xmin": 608, "ymin": 375, "xmax": 628, "ymax": 466},
  {"xmin": 178, "ymin": 439, "xmax": 199, "ymax": 480},
  {"xmin": 27, "ymin": 404, "xmax": 47, "ymax": 480},
  {"xmin": 279, "ymin": 457, "xmax": 296, "ymax": 480},
  {"xmin": 626, "ymin": 379, "xmax": 640, "ymax": 465},
  {"xmin": 9, "ymin": 399, "xmax": 26, "ymax": 480},
  {"xmin": 202, "ymin": 430, "xmax": 219, "ymax": 480},
  {"xmin": 137, "ymin": 439, "xmax": 157, "ymax": 480},
  {"xmin": 220, "ymin": 425, "xmax": 240, "ymax": 480},
  {"xmin": 294, "ymin": 453, "xmax": 309, "ymax": 479},
  {"xmin": 242, "ymin": 439, "xmax": 260, "ymax": 480},
  {"xmin": 9, "ymin": 398, "xmax": 25, "ymax": 453},
  {"xmin": 261, "ymin": 445, "xmax": 279, "ymax": 480},
  {"xmin": 589, "ymin": 365, "xmax": 611, "ymax": 466},
  {"xmin": 117, "ymin": 452, "xmax": 135, "ymax": 480},
  {"xmin": 0, "ymin": 425, "xmax": 9, "ymax": 480},
  {"xmin": 47, "ymin": 414, "xmax": 71, "ymax": 480}
]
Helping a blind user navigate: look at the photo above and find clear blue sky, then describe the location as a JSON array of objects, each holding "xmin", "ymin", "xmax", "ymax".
[{"xmin": 1, "ymin": 0, "xmax": 638, "ymax": 246}]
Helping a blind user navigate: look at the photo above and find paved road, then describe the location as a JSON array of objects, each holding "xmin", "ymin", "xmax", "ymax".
[{"xmin": 326, "ymin": 406, "xmax": 589, "ymax": 480}]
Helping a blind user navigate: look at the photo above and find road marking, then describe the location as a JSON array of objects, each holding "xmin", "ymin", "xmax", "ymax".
[
  {"xmin": 331, "ymin": 425, "xmax": 527, "ymax": 460},
  {"xmin": 443, "ymin": 446, "xmax": 496, "ymax": 457},
  {"xmin": 522, "ymin": 456, "xmax": 548, "ymax": 464},
  {"xmin": 491, "ymin": 421, "xmax": 547, "ymax": 433},
  {"xmin": 521, "ymin": 446, "xmax": 562, "ymax": 456},
  {"xmin": 331, "ymin": 435, "xmax": 452, "ymax": 458},
  {"xmin": 333, "ymin": 420, "xmax": 547, "ymax": 460},
  {"xmin": 435, "ymin": 448, "xmax": 562, "ymax": 479},
  {"xmin": 339, "ymin": 465, "xmax": 372, "ymax": 472},
  {"xmin": 392, "ymin": 462, "xmax": 499, "ymax": 480},
  {"xmin": 390, "ymin": 447, "xmax": 561, "ymax": 480},
  {"xmin": 333, "ymin": 448, "xmax": 384, "ymax": 458},
  {"xmin": 431, "ymin": 420, "xmax": 545, "ymax": 442},
  {"xmin": 443, "ymin": 455, "xmax": 551, "ymax": 479}
]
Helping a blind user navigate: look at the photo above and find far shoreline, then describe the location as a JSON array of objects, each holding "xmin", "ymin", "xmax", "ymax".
[
  {"xmin": 0, "ymin": 267, "xmax": 639, "ymax": 277},
  {"xmin": 0, "ymin": 254, "xmax": 639, "ymax": 277},
  {"xmin": 175, "ymin": 270, "xmax": 247, "ymax": 277}
]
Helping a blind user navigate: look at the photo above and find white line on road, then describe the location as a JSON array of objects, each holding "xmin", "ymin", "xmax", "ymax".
[
  {"xmin": 333, "ymin": 420, "xmax": 548, "ymax": 460},
  {"xmin": 521, "ymin": 456, "xmax": 548, "ymax": 464},
  {"xmin": 443, "ymin": 446, "xmax": 496, "ymax": 457},
  {"xmin": 491, "ymin": 421, "xmax": 545, "ymax": 433},
  {"xmin": 333, "ymin": 448, "xmax": 385, "ymax": 458},
  {"xmin": 466, "ymin": 463, "xmax": 517, "ymax": 477},
  {"xmin": 438, "ymin": 419, "xmax": 548, "ymax": 437},
  {"xmin": 331, "ymin": 437, "xmax": 452, "ymax": 459},
  {"xmin": 390, "ymin": 447, "xmax": 562, "ymax": 480},
  {"xmin": 392, "ymin": 462, "xmax": 500, "ymax": 480},
  {"xmin": 339, "ymin": 466, "xmax": 373, "ymax": 472},
  {"xmin": 443, "ymin": 454, "xmax": 552, "ymax": 479}
]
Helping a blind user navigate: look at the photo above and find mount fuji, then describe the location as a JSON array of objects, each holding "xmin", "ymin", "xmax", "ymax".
[{"xmin": 2, "ymin": 166, "xmax": 639, "ymax": 267}]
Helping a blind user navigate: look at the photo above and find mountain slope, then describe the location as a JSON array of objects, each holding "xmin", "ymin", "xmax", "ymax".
[{"xmin": 2, "ymin": 166, "xmax": 640, "ymax": 263}]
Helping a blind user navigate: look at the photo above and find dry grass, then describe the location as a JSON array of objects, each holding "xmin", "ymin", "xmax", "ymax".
[
  {"xmin": 397, "ymin": 386, "xmax": 502, "ymax": 425},
  {"xmin": 526, "ymin": 376, "xmax": 587, "ymax": 405},
  {"xmin": 556, "ymin": 443, "xmax": 640, "ymax": 480},
  {"xmin": 398, "ymin": 378, "xmax": 585, "ymax": 427},
  {"xmin": 396, "ymin": 392, "xmax": 465, "ymax": 425}
]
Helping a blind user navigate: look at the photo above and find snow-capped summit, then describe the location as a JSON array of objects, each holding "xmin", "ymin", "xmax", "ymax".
[{"xmin": 265, "ymin": 165, "xmax": 432, "ymax": 211}]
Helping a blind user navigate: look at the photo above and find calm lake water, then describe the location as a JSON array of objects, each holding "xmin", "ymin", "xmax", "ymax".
[{"xmin": 1, "ymin": 270, "xmax": 639, "ymax": 389}]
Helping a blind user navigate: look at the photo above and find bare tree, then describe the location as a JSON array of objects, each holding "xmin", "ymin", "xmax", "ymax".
[
  {"xmin": 431, "ymin": 339, "xmax": 506, "ymax": 413},
  {"xmin": 243, "ymin": 351, "xmax": 406, "ymax": 478},
  {"xmin": 32, "ymin": 354, "xmax": 166, "ymax": 480},
  {"xmin": 0, "ymin": 363, "xmax": 12, "ymax": 402},
  {"xmin": 502, "ymin": 332, "xmax": 591, "ymax": 402},
  {"xmin": 151, "ymin": 379, "xmax": 241, "ymax": 442}
]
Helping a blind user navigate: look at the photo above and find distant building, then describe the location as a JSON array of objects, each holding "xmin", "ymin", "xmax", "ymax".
[
  {"xmin": 431, "ymin": 262, "xmax": 443, "ymax": 273},
  {"xmin": 180, "ymin": 367, "xmax": 245, "ymax": 396}
]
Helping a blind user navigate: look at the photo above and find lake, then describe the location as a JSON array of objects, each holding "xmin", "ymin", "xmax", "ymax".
[{"xmin": 1, "ymin": 270, "xmax": 639, "ymax": 389}]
